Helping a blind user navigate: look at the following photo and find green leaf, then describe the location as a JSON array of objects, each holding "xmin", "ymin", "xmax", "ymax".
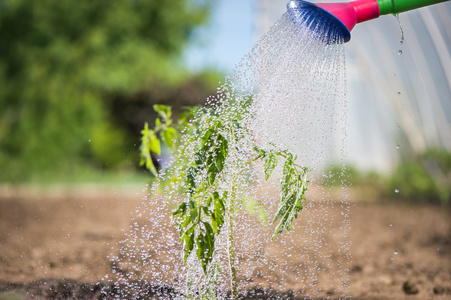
[
  {"xmin": 206, "ymin": 194, "xmax": 213, "ymax": 207},
  {"xmin": 187, "ymin": 167, "xmax": 197, "ymax": 192},
  {"xmin": 183, "ymin": 227, "xmax": 195, "ymax": 265},
  {"xmin": 173, "ymin": 202, "xmax": 188, "ymax": 216},
  {"xmin": 178, "ymin": 110, "xmax": 189, "ymax": 126},
  {"xmin": 146, "ymin": 159, "xmax": 158, "ymax": 176},
  {"xmin": 202, "ymin": 206, "xmax": 211, "ymax": 216},
  {"xmin": 272, "ymin": 189, "xmax": 295, "ymax": 223},
  {"xmin": 211, "ymin": 192, "xmax": 225, "ymax": 233},
  {"xmin": 200, "ymin": 128, "xmax": 213, "ymax": 144},
  {"xmin": 196, "ymin": 233, "xmax": 207, "ymax": 272},
  {"xmin": 204, "ymin": 222, "xmax": 214, "ymax": 244},
  {"xmin": 214, "ymin": 134, "xmax": 228, "ymax": 172},
  {"xmin": 264, "ymin": 153, "xmax": 278, "ymax": 180},
  {"xmin": 197, "ymin": 222, "xmax": 215, "ymax": 273},
  {"xmin": 161, "ymin": 127, "xmax": 176, "ymax": 148},
  {"xmin": 194, "ymin": 150, "xmax": 206, "ymax": 166},
  {"xmin": 188, "ymin": 207, "xmax": 198, "ymax": 224},
  {"xmin": 252, "ymin": 144, "xmax": 310, "ymax": 241},
  {"xmin": 178, "ymin": 106, "xmax": 198, "ymax": 126},
  {"xmin": 207, "ymin": 163, "xmax": 218, "ymax": 185},
  {"xmin": 153, "ymin": 104, "xmax": 172, "ymax": 122},
  {"xmin": 148, "ymin": 132, "xmax": 161, "ymax": 156}
]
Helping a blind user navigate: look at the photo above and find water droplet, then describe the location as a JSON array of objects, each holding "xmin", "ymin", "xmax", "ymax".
[
  {"xmin": 398, "ymin": 50, "xmax": 403, "ymax": 55},
  {"xmin": 390, "ymin": 257, "xmax": 394, "ymax": 261},
  {"xmin": 389, "ymin": 224, "xmax": 392, "ymax": 227},
  {"xmin": 105, "ymin": 14, "xmax": 355, "ymax": 296},
  {"xmin": 395, "ymin": 189, "xmax": 400, "ymax": 193},
  {"xmin": 395, "ymin": 14, "xmax": 405, "ymax": 47},
  {"xmin": 396, "ymin": 145, "xmax": 400, "ymax": 149},
  {"xmin": 394, "ymin": 250, "xmax": 398, "ymax": 255},
  {"xmin": 397, "ymin": 92, "xmax": 401, "ymax": 95},
  {"xmin": 88, "ymin": 139, "xmax": 91, "ymax": 142},
  {"xmin": 397, "ymin": 126, "xmax": 401, "ymax": 130}
]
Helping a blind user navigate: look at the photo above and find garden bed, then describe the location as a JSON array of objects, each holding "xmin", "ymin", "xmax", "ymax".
[{"xmin": 0, "ymin": 185, "xmax": 450, "ymax": 299}]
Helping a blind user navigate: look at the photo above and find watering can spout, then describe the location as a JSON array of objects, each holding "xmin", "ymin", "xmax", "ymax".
[{"xmin": 287, "ymin": 0, "xmax": 450, "ymax": 43}]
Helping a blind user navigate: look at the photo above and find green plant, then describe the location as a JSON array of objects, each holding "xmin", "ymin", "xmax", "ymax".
[
  {"xmin": 140, "ymin": 105, "xmax": 199, "ymax": 175},
  {"xmin": 390, "ymin": 149, "xmax": 451, "ymax": 205},
  {"xmin": 140, "ymin": 105, "xmax": 310, "ymax": 298}
]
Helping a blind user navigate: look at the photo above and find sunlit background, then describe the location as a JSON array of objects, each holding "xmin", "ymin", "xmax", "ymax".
[
  {"xmin": 186, "ymin": 0, "xmax": 451, "ymax": 204},
  {"xmin": 1, "ymin": 1, "xmax": 450, "ymax": 298},
  {"xmin": 188, "ymin": 0, "xmax": 451, "ymax": 170}
]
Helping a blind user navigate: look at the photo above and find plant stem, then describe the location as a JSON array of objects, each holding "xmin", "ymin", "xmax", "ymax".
[
  {"xmin": 227, "ymin": 191, "xmax": 238, "ymax": 299},
  {"xmin": 227, "ymin": 125, "xmax": 239, "ymax": 299}
]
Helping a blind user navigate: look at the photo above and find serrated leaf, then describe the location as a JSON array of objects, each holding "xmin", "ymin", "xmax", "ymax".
[
  {"xmin": 145, "ymin": 157, "xmax": 158, "ymax": 176},
  {"xmin": 214, "ymin": 135, "xmax": 228, "ymax": 172},
  {"xmin": 207, "ymin": 164, "xmax": 217, "ymax": 185},
  {"xmin": 161, "ymin": 127, "xmax": 176, "ymax": 148},
  {"xmin": 187, "ymin": 167, "xmax": 197, "ymax": 192},
  {"xmin": 264, "ymin": 153, "xmax": 278, "ymax": 180},
  {"xmin": 196, "ymin": 222, "xmax": 215, "ymax": 274},
  {"xmin": 204, "ymin": 222, "xmax": 214, "ymax": 242},
  {"xmin": 212, "ymin": 192, "xmax": 225, "ymax": 233},
  {"xmin": 272, "ymin": 188, "xmax": 295, "ymax": 223},
  {"xmin": 265, "ymin": 148, "xmax": 310, "ymax": 240},
  {"xmin": 148, "ymin": 132, "xmax": 160, "ymax": 156},
  {"xmin": 182, "ymin": 227, "xmax": 195, "ymax": 265},
  {"xmin": 196, "ymin": 234, "xmax": 207, "ymax": 272}
]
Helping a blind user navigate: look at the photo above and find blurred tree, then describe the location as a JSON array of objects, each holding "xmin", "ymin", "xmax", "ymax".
[{"xmin": 0, "ymin": 0, "xmax": 218, "ymax": 181}]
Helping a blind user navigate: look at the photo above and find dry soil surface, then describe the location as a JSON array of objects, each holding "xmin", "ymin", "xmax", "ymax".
[{"xmin": 0, "ymin": 184, "xmax": 450, "ymax": 299}]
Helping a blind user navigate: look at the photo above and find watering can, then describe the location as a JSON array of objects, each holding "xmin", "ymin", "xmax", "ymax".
[{"xmin": 287, "ymin": 0, "xmax": 450, "ymax": 42}]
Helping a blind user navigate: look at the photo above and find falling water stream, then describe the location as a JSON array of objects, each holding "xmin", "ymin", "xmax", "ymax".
[{"xmin": 103, "ymin": 9, "xmax": 351, "ymax": 300}]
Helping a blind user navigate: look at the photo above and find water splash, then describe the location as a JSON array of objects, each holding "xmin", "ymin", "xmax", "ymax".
[{"xmin": 103, "ymin": 10, "xmax": 351, "ymax": 300}]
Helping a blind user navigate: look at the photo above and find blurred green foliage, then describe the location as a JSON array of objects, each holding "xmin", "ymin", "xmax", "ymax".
[
  {"xmin": 322, "ymin": 164, "xmax": 383, "ymax": 188},
  {"xmin": 324, "ymin": 149, "xmax": 451, "ymax": 206},
  {"xmin": 390, "ymin": 149, "xmax": 451, "ymax": 205},
  {"xmin": 0, "ymin": 0, "xmax": 219, "ymax": 182}
]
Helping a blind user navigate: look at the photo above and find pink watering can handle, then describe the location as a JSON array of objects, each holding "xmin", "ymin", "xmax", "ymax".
[{"xmin": 317, "ymin": 0, "xmax": 449, "ymax": 31}]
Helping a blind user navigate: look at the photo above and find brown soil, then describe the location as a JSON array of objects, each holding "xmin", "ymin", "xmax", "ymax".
[{"xmin": 0, "ymin": 184, "xmax": 450, "ymax": 299}]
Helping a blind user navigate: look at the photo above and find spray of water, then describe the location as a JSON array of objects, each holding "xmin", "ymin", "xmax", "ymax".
[{"xmin": 102, "ymin": 9, "xmax": 351, "ymax": 300}]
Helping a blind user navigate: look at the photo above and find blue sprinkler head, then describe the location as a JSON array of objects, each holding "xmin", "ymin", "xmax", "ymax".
[{"xmin": 286, "ymin": 0, "xmax": 351, "ymax": 43}]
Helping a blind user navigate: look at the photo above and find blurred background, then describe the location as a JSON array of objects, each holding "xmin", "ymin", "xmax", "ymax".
[
  {"xmin": 0, "ymin": 0, "xmax": 450, "ymax": 205},
  {"xmin": 0, "ymin": 1, "xmax": 450, "ymax": 298},
  {"xmin": 0, "ymin": 0, "xmax": 223, "ymax": 184}
]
